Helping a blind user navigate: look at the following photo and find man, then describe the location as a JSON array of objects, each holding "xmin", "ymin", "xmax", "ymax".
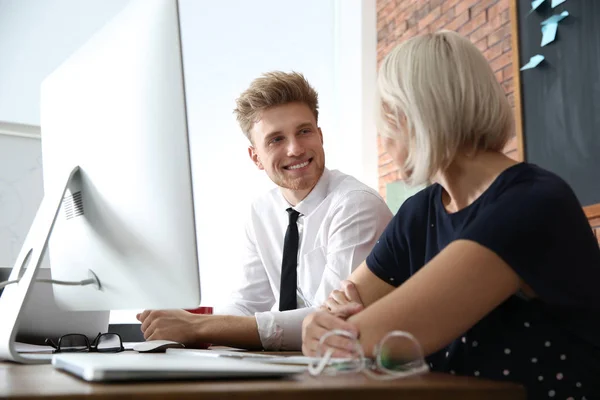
[{"xmin": 137, "ymin": 71, "xmax": 392, "ymax": 350}]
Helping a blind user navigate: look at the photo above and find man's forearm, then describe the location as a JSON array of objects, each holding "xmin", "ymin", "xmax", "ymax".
[{"xmin": 195, "ymin": 315, "xmax": 263, "ymax": 350}]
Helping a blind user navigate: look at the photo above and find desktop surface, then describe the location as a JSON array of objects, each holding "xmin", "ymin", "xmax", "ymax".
[{"xmin": 1, "ymin": 355, "xmax": 525, "ymax": 400}]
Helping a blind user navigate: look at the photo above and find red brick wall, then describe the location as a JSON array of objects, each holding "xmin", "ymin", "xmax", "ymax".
[
  {"xmin": 376, "ymin": 0, "xmax": 600, "ymax": 241},
  {"xmin": 376, "ymin": 0, "xmax": 516, "ymax": 199}
]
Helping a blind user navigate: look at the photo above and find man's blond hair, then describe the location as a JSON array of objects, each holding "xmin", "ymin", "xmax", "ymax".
[
  {"xmin": 234, "ymin": 71, "xmax": 319, "ymax": 142},
  {"xmin": 376, "ymin": 30, "xmax": 513, "ymax": 186}
]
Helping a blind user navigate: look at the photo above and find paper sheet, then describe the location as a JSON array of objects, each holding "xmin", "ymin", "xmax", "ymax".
[
  {"xmin": 166, "ymin": 348, "xmax": 330, "ymax": 366},
  {"xmin": 14, "ymin": 342, "xmax": 54, "ymax": 353}
]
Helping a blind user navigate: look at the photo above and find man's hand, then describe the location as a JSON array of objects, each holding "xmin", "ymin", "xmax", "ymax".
[
  {"xmin": 302, "ymin": 303, "xmax": 362, "ymax": 357},
  {"xmin": 136, "ymin": 310, "xmax": 263, "ymax": 349},
  {"xmin": 137, "ymin": 309, "xmax": 205, "ymax": 345},
  {"xmin": 323, "ymin": 280, "xmax": 364, "ymax": 313}
]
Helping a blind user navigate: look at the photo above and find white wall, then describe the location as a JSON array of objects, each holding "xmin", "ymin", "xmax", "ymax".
[
  {"xmin": 333, "ymin": 0, "xmax": 378, "ymax": 189},
  {"xmin": 179, "ymin": 0, "xmax": 336, "ymax": 310},
  {"xmin": 0, "ymin": 123, "xmax": 43, "ymax": 269},
  {"xmin": 0, "ymin": 0, "xmax": 376, "ymax": 321},
  {"xmin": 0, "ymin": 0, "xmax": 129, "ymax": 125}
]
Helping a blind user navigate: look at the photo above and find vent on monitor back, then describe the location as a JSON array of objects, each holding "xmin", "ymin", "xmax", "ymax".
[{"xmin": 63, "ymin": 191, "xmax": 84, "ymax": 220}]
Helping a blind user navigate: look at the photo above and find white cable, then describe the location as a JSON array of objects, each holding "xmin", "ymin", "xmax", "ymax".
[
  {"xmin": 0, "ymin": 277, "xmax": 98, "ymax": 290},
  {"xmin": 0, "ymin": 280, "xmax": 19, "ymax": 290},
  {"xmin": 37, "ymin": 278, "xmax": 98, "ymax": 286}
]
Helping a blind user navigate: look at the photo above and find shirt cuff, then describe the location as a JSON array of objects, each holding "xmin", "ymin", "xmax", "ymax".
[
  {"xmin": 255, "ymin": 307, "xmax": 317, "ymax": 351},
  {"xmin": 255, "ymin": 311, "xmax": 283, "ymax": 350}
]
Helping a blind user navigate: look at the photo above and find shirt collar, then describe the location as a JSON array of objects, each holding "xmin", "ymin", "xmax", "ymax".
[{"xmin": 277, "ymin": 168, "xmax": 330, "ymax": 217}]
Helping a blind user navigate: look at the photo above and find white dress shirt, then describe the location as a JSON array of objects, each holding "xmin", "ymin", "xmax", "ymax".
[{"xmin": 216, "ymin": 168, "xmax": 393, "ymax": 350}]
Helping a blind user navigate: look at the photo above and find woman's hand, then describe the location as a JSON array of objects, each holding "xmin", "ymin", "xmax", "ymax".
[
  {"xmin": 323, "ymin": 280, "xmax": 364, "ymax": 313},
  {"xmin": 302, "ymin": 303, "xmax": 362, "ymax": 357}
]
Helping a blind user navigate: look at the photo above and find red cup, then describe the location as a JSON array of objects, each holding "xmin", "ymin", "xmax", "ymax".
[
  {"xmin": 185, "ymin": 306, "xmax": 213, "ymax": 349},
  {"xmin": 186, "ymin": 306, "xmax": 213, "ymax": 315}
]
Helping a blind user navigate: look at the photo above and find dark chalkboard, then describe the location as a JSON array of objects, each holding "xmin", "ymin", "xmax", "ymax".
[{"xmin": 511, "ymin": 0, "xmax": 600, "ymax": 212}]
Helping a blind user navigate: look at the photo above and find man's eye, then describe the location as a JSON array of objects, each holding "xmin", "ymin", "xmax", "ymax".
[
  {"xmin": 299, "ymin": 129, "xmax": 311, "ymax": 135},
  {"xmin": 269, "ymin": 137, "xmax": 283, "ymax": 144}
]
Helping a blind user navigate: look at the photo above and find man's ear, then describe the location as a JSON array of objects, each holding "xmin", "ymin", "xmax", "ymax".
[
  {"xmin": 318, "ymin": 127, "xmax": 324, "ymax": 144},
  {"xmin": 248, "ymin": 146, "xmax": 264, "ymax": 170}
]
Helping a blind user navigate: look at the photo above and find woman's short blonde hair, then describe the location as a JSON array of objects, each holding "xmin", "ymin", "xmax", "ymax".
[
  {"xmin": 234, "ymin": 71, "xmax": 319, "ymax": 142},
  {"xmin": 376, "ymin": 30, "xmax": 513, "ymax": 186}
]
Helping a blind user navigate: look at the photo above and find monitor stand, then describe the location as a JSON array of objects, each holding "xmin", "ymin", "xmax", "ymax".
[{"xmin": 0, "ymin": 166, "xmax": 80, "ymax": 364}]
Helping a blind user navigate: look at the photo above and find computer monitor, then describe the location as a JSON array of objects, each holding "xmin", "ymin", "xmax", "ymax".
[
  {"xmin": 0, "ymin": 0, "xmax": 200, "ymax": 363},
  {"xmin": 42, "ymin": 0, "xmax": 201, "ymax": 310}
]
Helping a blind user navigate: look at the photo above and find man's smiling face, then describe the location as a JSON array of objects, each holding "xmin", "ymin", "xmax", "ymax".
[{"xmin": 248, "ymin": 102, "xmax": 325, "ymax": 199}]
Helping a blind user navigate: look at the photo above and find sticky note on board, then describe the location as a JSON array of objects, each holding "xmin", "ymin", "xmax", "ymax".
[
  {"xmin": 551, "ymin": 0, "xmax": 566, "ymax": 8},
  {"xmin": 520, "ymin": 54, "xmax": 545, "ymax": 71},
  {"xmin": 541, "ymin": 10, "xmax": 569, "ymax": 25},
  {"xmin": 541, "ymin": 22, "xmax": 558, "ymax": 46},
  {"xmin": 540, "ymin": 11, "xmax": 569, "ymax": 46},
  {"xmin": 530, "ymin": 0, "xmax": 545, "ymax": 12}
]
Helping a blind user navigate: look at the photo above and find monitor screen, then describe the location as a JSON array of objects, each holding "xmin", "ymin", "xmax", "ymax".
[{"xmin": 39, "ymin": 0, "xmax": 200, "ymax": 311}]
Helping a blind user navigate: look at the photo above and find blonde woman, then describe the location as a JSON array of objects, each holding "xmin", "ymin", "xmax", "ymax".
[{"xmin": 302, "ymin": 31, "xmax": 600, "ymax": 399}]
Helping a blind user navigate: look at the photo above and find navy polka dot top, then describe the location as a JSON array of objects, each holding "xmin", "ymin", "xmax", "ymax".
[{"xmin": 366, "ymin": 163, "xmax": 600, "ymax": 400}]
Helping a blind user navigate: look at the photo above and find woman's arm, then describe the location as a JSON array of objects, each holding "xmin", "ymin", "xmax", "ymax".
[
  {"xmin": 323, "ymin": 261, "xmax": 396, "ymax": 311},
  {"xmin": 348, "ymin": 262, "xmax": 397, "ymax": 306},
  {"xmin": 348, "ymin": 239, "xmax": 521, "ymax": 356},
  {"xmin": 304, "ymin": 262, "xmax": 397, "ymax": 355}
]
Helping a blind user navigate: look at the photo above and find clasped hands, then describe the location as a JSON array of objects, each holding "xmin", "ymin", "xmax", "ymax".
[
  {"xmin": 136, "ymin": 279, "xmax": 365, "ymax": 354},
  {"xmin": 301, "ymin": 280, "xmax": 365, "ymax": 357}
]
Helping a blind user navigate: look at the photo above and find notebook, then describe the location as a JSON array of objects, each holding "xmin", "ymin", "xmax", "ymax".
[{"xmin": 52, "ymin": 352, "xmax": 305, "ymax": 381}]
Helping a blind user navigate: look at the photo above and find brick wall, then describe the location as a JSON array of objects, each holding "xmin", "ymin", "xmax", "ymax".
[
  {"xmin": 376, "ymin": 0, "xmax": 515, "ymax": 200},
  {"xmin": 376, "ymin": 0, "xmax": 600, "ymax": 241}
]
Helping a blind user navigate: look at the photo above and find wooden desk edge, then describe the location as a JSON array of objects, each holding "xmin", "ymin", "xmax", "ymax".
[{"xmin": 0, "ymin": 362, "xmax": 526, "ymax": 400}]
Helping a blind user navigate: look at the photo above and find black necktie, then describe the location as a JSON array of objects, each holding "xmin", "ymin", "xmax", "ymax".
[{"xmin": 279, "ymin": 208, "xmax": 300, "ymax": 311}]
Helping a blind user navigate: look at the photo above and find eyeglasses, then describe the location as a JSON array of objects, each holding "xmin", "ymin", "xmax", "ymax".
[
  {"xmin": 45, "ymin": 332, "xmax": 125, "ymax": 354},
  {"xmin": 308, "ymin": 329, "xmax": 429, "ymax": 380}
]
